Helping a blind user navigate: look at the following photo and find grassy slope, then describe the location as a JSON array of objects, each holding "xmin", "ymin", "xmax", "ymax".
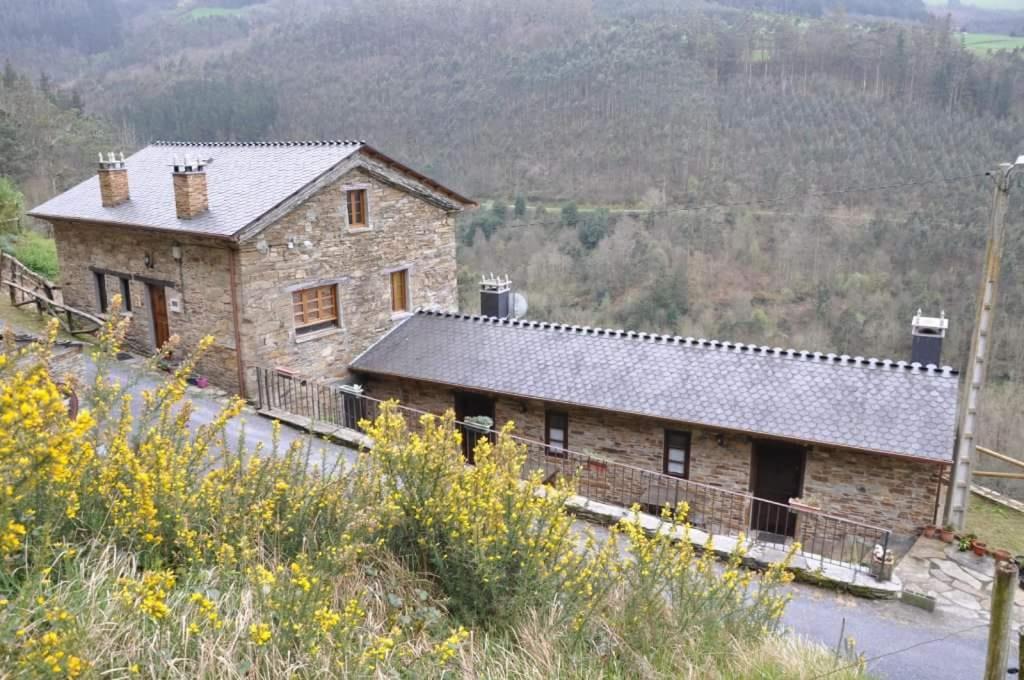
[
  {"xmin": 963, "ymin": 32, "xmax": 1024, "ymax": 53},
  {"xmin": 966, "ymin": 494, "xmax": 1024, "ymax": 555}
]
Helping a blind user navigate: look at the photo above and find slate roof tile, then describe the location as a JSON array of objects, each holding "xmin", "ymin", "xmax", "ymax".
[
  {"xmin": 28, "ymin": 140, "xmax": 472, "ymax": 238},
  {"xmin": 350, "ymin": 310, "xmax": 960, "ymax": 463}
]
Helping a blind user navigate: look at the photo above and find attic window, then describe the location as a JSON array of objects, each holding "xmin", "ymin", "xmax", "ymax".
[{"xmin": 346, "ymin": 189, "xmax": 367, "ymax": 229}]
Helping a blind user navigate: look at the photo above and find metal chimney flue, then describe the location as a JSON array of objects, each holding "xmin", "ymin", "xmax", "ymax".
[
  {"xmin": 911, "ymin": 309, "xmax": 948, "ymax": 366},
  {"xmin": 480, "ymin": 274, "xmax": 511, "ymax": 319}
]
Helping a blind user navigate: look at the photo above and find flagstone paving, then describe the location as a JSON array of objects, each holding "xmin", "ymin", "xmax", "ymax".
[{"xmin": 894, "ymin": 536, "xmax": 1024, "ymax": 625}]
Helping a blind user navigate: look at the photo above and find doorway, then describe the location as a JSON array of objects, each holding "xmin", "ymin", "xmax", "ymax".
[
  {"xmin": 453, "ymin": 391, "xmax": 495, "ymax": 464},
  {"xmin": 750, "ymin": 440, "xmax": 806, "ymax": 538},
  {"xmin": 148, "ymin": 284, "xmax": 170, "ymax": 350}
]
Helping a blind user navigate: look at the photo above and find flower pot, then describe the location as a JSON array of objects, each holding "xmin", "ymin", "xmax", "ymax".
[
  {"xmin": 922, "ymin": 525, "xmax": 938, "ymax": 539},
  {"xmin": 971, "ymin": 541, "xmax": 987, "ymax": 557},
  {"xmin": 992, "ymin": 548, "xmax": 1011, "ymax": 562},
  {"xmin": 940, "ymin": 529, "xmax": 955, "ymax": 543}
]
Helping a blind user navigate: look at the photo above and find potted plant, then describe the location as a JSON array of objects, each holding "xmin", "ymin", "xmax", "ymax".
[
  {"xmin": 957, "ymin": 534, "xmax": 974, "ymax": 552},
  {"xmin": 922, "ymin": 524, "xmax": 938, "ymax": 539},
  {"xmin": 992, "ymin": 548, "xmax": 1012, "ymax": 563},
  {"xmin": 970, "ymin": 538, "xmax": 987, "ymax": 557},
  {"xmin": 939, "ymin": 525, "xmax": 956, "ymax": 543}
]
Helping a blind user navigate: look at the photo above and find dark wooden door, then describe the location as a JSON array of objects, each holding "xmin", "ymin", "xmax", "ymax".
[
  {"xmin": 453, "ymin": 391, "xmax": 495, "ymax": 464},
  {"xmin": 148, "ymin": 284, "xmax": 170, "ymax": 350},
  {"xmin": 750, "ymin": 440, "xmax": 806, "ymax": 537}
]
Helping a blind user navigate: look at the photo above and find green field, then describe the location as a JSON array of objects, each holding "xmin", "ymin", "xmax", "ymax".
[
  {"xmin": 962, "ymin": 32, "xmax": 1024, "ymax": 53},
  {"xmin": 184, "ymin": 6, "xmax": 251, "ymax": 20},
  {"xmin": 925, "ymin": 0, "xmax": 1024, "ymax": 9}
]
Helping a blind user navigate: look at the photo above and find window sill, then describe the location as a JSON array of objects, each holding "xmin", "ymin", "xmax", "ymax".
[
  {"xmin": 347, "ymin": 226, "xmax": 372, "ymax": 234},
  {"xmin": 294, "ymin": 325, "xmax": 344, "ymax": 345}
]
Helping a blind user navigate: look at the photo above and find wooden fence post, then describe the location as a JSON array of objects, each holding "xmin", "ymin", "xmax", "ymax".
[{"xmin": 984, "ymin": 559, "xmax": 1018, "ymax": 680}]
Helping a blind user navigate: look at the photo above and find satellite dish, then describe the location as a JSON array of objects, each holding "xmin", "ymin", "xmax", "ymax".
[{"xmin": 512, "ymin": 291, "xmax": 529, "ymax": 318}]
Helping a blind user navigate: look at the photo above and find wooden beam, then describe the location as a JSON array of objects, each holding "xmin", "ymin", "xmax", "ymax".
[
  {"xmin": 976, "ymin": 446, "xmax": 1024, "ymax": 471},
  {"xmin": 972, "ymin": 470, "xmax": 1024, "ymax": 480}
]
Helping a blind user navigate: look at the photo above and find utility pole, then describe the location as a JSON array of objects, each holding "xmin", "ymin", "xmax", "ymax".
[{"xmin": 944, "ymin": 157, "xmax": 1022, "ymax": 530}]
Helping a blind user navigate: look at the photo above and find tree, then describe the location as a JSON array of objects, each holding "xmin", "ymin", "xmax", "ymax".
[
  {"xmin": 561, "ymin": 202, "xmax": 579, "ymax": 227},
  {"xmin": 1, "ymin": 61, "xmax": 15, "ymax": 89},
  {"xmin": 514, "ymin": 195, "xmax": 526, "ymax": 219},
  {"xmin": 0, "ymin": 177, "xmax": 24, "ymax": 232}
]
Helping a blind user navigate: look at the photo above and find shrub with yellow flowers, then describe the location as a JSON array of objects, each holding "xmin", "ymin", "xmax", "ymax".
[{"xmin": 0, "ymin": 312, "xmax": 871, "ymax": 679}]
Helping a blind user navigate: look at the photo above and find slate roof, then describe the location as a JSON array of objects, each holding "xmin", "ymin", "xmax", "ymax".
[
  {"xmin": 28, "ymin": 141, "xmax": 472, "ymax": 239},
  {"xmin": 350, "ymin": 310, "xmax": 960, "ymax": 463}
]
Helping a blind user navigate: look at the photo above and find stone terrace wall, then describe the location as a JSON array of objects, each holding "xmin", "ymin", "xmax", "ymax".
[
  {"xmin": 362, "ymin": 376, "xmax": 944, "ymax": 535},
  {"xmin": 50, "ymin": 220, "xmax": 239, "ymax": 391},
  {"xmin": 239, "ymin": 167, "xmax": 457, "ymax": 396}
]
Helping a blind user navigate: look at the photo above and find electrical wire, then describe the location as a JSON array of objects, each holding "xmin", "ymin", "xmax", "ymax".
[{"xmin": 808, "ymin": 622, "xmax": 991, "ymax": 679}]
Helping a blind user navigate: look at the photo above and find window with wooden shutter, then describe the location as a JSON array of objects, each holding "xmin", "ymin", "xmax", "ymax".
[
  {"xmin": 346, "ymin": 189, "xmax": 367, "ymax": 228},
  {"xmin": 663, "ymin": 430, "xmax": 691, "ymax": 479},
  {"xmin": 390, "ymin": 269, "xmax": 409, "ymax": 313},
  {"xmin": 292, "ymin": 285, "xmax": 339, "ymax": 335}
]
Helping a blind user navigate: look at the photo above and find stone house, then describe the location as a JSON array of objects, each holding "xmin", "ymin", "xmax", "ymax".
[
  {"xmin": 28, "ymin": 141, "xmax": 474, "ymax": 395},
  {"xmin": 350, "ymin": 299, "xmax": 958, "ymax": 535}
]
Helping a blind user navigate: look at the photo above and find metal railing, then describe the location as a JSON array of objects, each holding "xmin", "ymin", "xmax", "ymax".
[{"xmin": 253, "ymin": 366, "xmax": 893, "ymax": 578}]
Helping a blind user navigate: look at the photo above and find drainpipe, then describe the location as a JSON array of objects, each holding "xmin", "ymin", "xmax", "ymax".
[{"xmin": 228, "ymin": 248, "xmax": 246, "ymax": 399}]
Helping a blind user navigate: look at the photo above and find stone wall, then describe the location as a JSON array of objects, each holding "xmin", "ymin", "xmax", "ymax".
[
  {"xmin": 361, "ymin": 375, "xmax": 944, "ymax": 535},
  {"xmin": 238, "ymin": 167, "xmax": 457, "ymax": 395},
  {"xmin": 803, "ymin": 447, "xmax": 942, "ymax": 533},
  {"xmin": 50, "ymin": 220, "xmax": 240, "ymax": 391}
]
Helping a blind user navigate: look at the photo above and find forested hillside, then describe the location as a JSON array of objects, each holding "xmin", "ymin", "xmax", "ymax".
[{"xmin": 0, "ymin": 0, "xmax": 1023, "ymax": 467}]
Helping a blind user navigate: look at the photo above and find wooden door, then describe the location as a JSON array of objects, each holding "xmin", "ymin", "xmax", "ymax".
[
  {"xmin": 750, "ymin": 440, "xmax": 806, "ymax": 538},
  {"xmin": 148, "ymin": 284, "xmax": 170, "ymax": 350},
  {"xmin": 453, "ymin": 391, "xmax": 495, "ymax": 464}
]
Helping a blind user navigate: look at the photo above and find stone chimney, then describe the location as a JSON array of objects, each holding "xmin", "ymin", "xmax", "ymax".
[
  {"xmin": 97, "ymin": 151, "xmax": 129, "ymax": 207},
  {"xmin": 480, "ymin": 274, "xmax": 511, "ymax": 318},
  {"xmin": 911, "ymin": 309, "xmax": 948, "ymax": 366},
  {"xmin": 171, "ymin": 156, "xmax": 209, "ymax": 219}
]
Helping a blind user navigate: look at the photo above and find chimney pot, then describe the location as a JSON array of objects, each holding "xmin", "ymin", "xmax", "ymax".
[
  {"xmin": 171, "ymin": 155, "xmax": 210, "ymax": 219},
  {"xmin": 480, "ymin": 273, "xmax": 511, "ymax": 319},
  {"xmin": 97, "ymin": 150, "xmax": 129, "ymax": 207},
  {"xmin": 911, "ymin": 311, "xmax": 948, "ymax": 366}
]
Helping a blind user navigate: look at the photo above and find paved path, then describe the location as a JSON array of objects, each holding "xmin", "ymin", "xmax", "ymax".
[
  {"xmin": 896, "ymin": 536, "xmax": 1024, "ymax": 627},
  {"xmin": 94, "ymin": 355, "xmax": 356, "ymax": 469}
]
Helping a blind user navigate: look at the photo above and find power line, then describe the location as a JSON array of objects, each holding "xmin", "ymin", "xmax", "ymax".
[{"xmin": 808, "ymin": 622, "xmax": 990, "ymax": 679}]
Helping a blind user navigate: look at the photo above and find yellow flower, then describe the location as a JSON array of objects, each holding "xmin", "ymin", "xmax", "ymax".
[{"xmin": 249, "ymin": 622, "xmax": 272, "ymax": 646}]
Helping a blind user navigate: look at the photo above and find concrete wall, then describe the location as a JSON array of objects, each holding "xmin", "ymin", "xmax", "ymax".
[
  {"xmin": 50, "ymin": 219, "xmax": 239, "ymax": 391},
  {"xmin": 361, "ymin": 375, "xmax": 943, "ymax": 534},
  {"xmin": 238, "ymin": 167, "xmax": 458, "ymax": 395}
]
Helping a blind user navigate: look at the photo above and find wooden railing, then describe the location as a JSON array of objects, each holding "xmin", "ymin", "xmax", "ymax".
[
  {"xmin": 975, "ymin": 446, "xmax": 1024, "ymax": 481},
  {"xmin": 1, "ymin": 252, "xmax": 103, "ymax": 336}
]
